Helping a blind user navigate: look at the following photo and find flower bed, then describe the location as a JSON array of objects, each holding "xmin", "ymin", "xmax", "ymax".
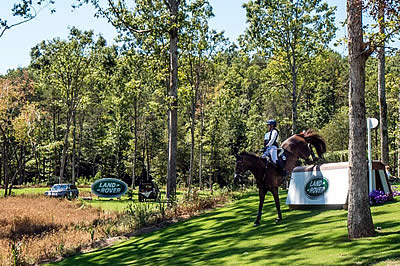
[
  {"xmin": 369, "ymin": 186, "xmax": 399, "ymax": 205},
  {"xmin": 392, "ymin": 185, "xmax": 400, "ymax": 197}
]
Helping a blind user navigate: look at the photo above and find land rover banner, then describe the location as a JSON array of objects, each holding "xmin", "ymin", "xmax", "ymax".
[
  {"xmin": 286, "ymin": 162, "xmax": 349, "ymax": 206},
  {"xmin": 91, "ymin": 178, "xmax": 128, "ymax": 198}
]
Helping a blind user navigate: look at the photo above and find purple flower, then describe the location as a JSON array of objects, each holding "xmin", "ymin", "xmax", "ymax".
[
  {"xmin": 369, "ymin": 190, "xmax": 390, "ymax": 205},
  {"xmin": 391, "ymin": 185, "xmax": 400, "ymax": 197}
]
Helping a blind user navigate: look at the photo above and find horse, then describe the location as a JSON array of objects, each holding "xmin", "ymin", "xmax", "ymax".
[{"xmin": 234, "ymin": 129, "xmax": 327, "ymax": 226}]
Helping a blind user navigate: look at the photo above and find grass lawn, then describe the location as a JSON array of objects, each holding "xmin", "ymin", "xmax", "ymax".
[
  {"xmin": 84, "ymin": 189, "xmax": 189, "ymax": 212},
  {"xmin": 50, "ymin": 191, "xmax": 400, "ymax": 265},
  {"xmin": 9, "ymin": 186, "xmax": 140, "ymax": 212},
  {"xmin": 83, "ymin": 197, "xmax": 137, "ymax": 212},
  {"xmin": 9, "ymin": 186, "xmax": 189, "ymax": 212},
  {"xmin": 10, "ymin": 186, "xmax": 50, "ymax": 195}
]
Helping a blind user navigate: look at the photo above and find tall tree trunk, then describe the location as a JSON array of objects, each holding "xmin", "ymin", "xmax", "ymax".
[
  {"xmin": 21, "ymin": 145, "xmax": 26, "ymax": 185},
  {"xmin": 32, "ymin": 140, "xmax": 41, "ymax": 183},
  {"xmin": 3, "ymin": 142, "xmax": 8, "ymax": 197},
  {"xmin": 53, "ymin": 108, "xmax": 58, "ymax": 176},
  {"xmin": 166, "ymin": 0, "xmax": 179, "ymax": 200},
  {"xmin": 43, "ymin": 157, "xmax": 46, "ymax": 184},
  {"xmin": 210, "ymin": 117, "xmax": 218, "ymax": 194},
  {"xmin": 77, "ymin": 114, "xmax": 84, "ymax": 180},
  {"xmin": 72, "ymin": 109, "xmax": 77, "ymax": 184},
  {"xmin": 0, "ymin": 148, "xmax": 2, "ymax": 187},
  {"xmin": 291, "ymin": 55, "xmax": 298, "ymax": 134},
  {"xmin": 398, "ymin": 88, "xmax": 400, "ymax": 178},
  {"xmin": 8, "ymin": 146, "xmax": 24, "ymax": 196},
  {"xmin": 347, "ymin": 0, "xmax": 375, "ymax": 238},
  {"xmin": 59, "ymin": 112, "xmax": 72, "ymax": 183},
  {"xmin": 199, "ymin": 94, "xmax": 204, "ymax": 190},
  {"xmin": 131, "ymin": 97, "xmax": 138, "ymax": 189},
  {"xmin": 145, "ymin": 131, "xmax": 151, "ymax": 181},
  {"xmin": 377, "ymin": 2, "xmax": 389, "ymax": 165},
  {"xmin": 189, "ymin": 80, "xmax": 199, "ymax": 192},
  {"xmin": 189, "ymin": 101, "xmax": 195, "ymax": 191}
]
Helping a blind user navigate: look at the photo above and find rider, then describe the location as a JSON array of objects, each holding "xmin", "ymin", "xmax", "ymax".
[
  {"xmin": 262, "ymin": 119, "xmax": 287, "ymax": 177},
  {"xmin": 262, "ymin": 119, "xmax": 279, "ymax": 164}
]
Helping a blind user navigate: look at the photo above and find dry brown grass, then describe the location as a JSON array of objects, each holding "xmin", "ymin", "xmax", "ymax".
[
  {"xmin": 0, "ymin": 194, "xmax": 127, "ymax": 265},
  {"xmin": 0, "ymin": 189, "xmax": 235, "ymax": 265}
]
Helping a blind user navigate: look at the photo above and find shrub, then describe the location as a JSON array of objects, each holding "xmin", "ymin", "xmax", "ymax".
[
  {"xmin": 76, "ymin": 176, "xmax": 95, "ymax": 186},
  {"xmin": 124, "ymin": 202, "xmax": 159, "ymax": 229}
]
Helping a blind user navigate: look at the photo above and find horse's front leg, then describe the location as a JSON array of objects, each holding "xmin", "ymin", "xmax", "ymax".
[
  {"xmin": 308, "ymin": 144, "xmax": 318, "ymax": 163},
  {"xmin": 271, "ymin": 187, "xmax": 282, "ymax": 223},
  {"xmin": 254, "ymin": 189, "xmax": 266, "ymax": 226}
]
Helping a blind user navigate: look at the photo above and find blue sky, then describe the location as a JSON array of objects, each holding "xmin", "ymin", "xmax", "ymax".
[{"xmin": 0, "ymin": 0, "xmax": 346, "ymax": 75}]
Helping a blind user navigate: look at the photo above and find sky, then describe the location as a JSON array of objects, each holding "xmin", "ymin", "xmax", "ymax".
[{"xmin": 0, "ymin": 0, "xmax": 347, "ymax": 75}]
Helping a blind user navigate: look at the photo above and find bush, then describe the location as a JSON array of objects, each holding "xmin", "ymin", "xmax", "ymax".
[
  {"xmin": 323, "ymin": 150, "xmax": 349, "ymax": 163},
  {"xmin": 124, "ymin": 202, "xmax": 159, "ymax": 229},
  {"xmin": 76, "ymin": 177, "xmax": 95, "ymax": 186}
]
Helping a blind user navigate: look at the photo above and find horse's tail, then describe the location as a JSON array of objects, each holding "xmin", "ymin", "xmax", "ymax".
[{"xmin": 302, "ymin": 129, "xmax": 327, "ymax": 158}]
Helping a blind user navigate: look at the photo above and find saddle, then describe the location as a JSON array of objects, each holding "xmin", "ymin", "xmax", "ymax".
[{"xmin": 263, "ymin": 148, "xmax": 287, "ymax": 176}]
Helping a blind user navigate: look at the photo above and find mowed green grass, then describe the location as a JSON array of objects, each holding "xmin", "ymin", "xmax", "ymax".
[{"xmin": 51, "ymin": 191, "xmax": 400, "ymax": 265}]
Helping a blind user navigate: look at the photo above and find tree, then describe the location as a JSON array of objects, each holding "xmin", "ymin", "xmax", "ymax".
[
  {"xmin": 0, "ymin": 70, "xmax": 38, "ymax": 196},
  {"xmin": 31, "ymin": 28, "xmax": 99, "ymax": 183},
  {"xmin": 166, "ymin": 0, "xmax": 179, "ymax": 200},
  {"xmin": 76, "ymin": 0, "xmax": 232, "ymax": 199},
  {"xmin": 1, "ymin": 0, "xmax": 55, "ymax": 38},
  {"xmin": 346, "ymin": 0, "xmax": 400, "ymax": 238},
  {"xmin": 347, "ymin": 0, "xmax": 375, "ymax": 238},
  {"xmin": 243, "ymin": 0, "xmax": 336, "ymax": 133},
  {"xmin": 377, "ymin": 1, "xmax": 389, "ymax": 165},
  {"xmin": 365, "ymin": 0, "xmax": 400, "ymax": 165},
  {"xmin": 75, "ymin": 0, "xmax": 179, "ymax": 197},
  {"xmin": 385, "ymin": 53, "xmax": 400, "ymax": 177},
  {"xmin": 179, "ymin": 1, "xmax": 227, "ymax": 190}
]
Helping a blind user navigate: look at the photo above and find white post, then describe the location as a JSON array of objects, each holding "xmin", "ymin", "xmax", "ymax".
[{"xmin": 367, "ymin": 118, "xmax": 379, "ymax": 193}]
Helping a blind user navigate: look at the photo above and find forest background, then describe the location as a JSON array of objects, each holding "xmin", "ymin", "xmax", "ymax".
[{"xmin": 0, "ymin": 0, "xmax": 399, "ymax": 196}]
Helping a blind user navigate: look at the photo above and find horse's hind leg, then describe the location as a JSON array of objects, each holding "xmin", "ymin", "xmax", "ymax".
[
  {"xmin": 254, "ymin": 189, "xmax": 266, "ymax": 226},
  {"xmin": 271, "ymin": 187, "xmax": 282, "ymax": 223}
]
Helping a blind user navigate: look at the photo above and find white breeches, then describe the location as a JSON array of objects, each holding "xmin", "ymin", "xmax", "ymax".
[{"xmin": 266, "ymin": 146, "xmax": 278, "ymax": 163}]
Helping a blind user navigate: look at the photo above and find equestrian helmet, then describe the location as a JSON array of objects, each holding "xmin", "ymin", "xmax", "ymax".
[{"xmin": 266, "ymin": 119, "xmax": 277, "ymax": 127}]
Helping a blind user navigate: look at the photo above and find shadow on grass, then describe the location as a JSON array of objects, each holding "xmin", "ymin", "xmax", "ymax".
[{"xmin": 53, "ymin": 191, "xmax": 400, "ymax": 265}]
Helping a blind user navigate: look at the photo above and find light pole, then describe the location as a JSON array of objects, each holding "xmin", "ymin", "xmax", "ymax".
[{"xmin": 367, "ymin": 118, "xmax": 379, "ymax": 193}]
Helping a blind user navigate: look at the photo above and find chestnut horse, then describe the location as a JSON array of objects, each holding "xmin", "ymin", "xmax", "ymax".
[{"xmin": 234, "ymin": 129, "xmax": 326, "ymax": 226}]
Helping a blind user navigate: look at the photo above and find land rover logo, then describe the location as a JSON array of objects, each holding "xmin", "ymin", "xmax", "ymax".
[
  {"xmin": 91, "ymin": 178, "xmax": 128, "ymax": 198},
  {"xmin": 305, "ymin": 177, "xmax": 329, "ymax": 198}
]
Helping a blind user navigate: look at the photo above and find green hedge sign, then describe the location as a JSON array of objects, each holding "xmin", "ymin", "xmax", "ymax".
[{"xmin": 91, "ymin": 178, "xmax": 128, "ymax": 198}]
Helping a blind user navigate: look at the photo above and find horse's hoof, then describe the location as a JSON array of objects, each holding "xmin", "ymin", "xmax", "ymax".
[
  {"xmin": 275, "ymin": 218, "xmax": 282, "ymax": 224},
  {"xmin": 253, "ymin": 221, "xmax": 260, "ymax": 227}
]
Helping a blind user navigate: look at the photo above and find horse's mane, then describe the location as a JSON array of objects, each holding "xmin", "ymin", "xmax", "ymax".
[{"xmin": 299, "ymin": 129, "xmax": 327, "ymax": 157}]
